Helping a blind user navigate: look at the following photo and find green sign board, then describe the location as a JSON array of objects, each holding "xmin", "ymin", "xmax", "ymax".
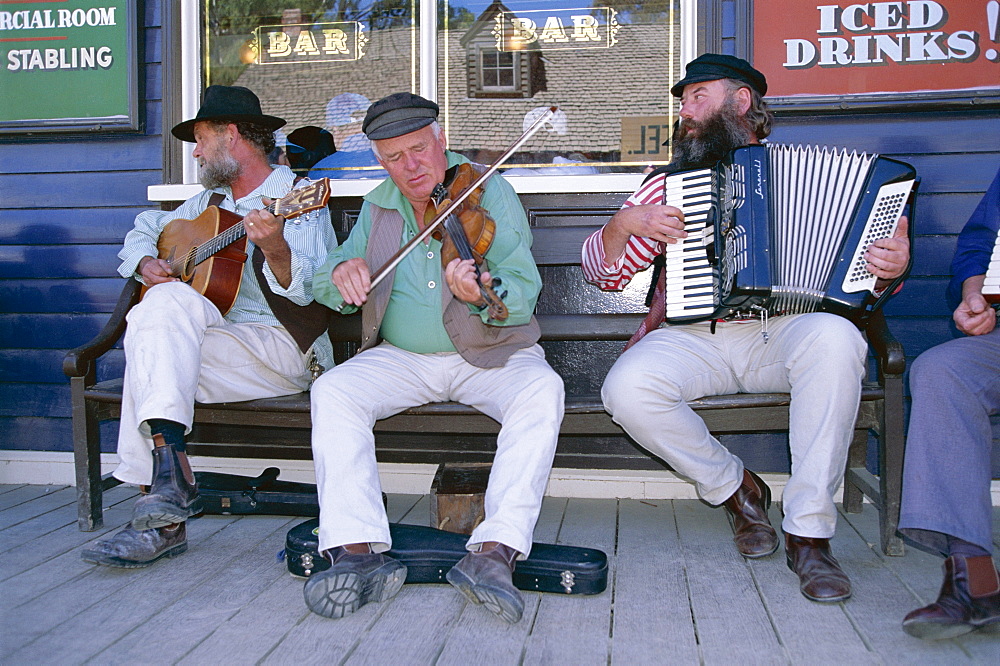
[{"xmin": 0, "ymin": 0, "xmax": 139, "ymax": 133}]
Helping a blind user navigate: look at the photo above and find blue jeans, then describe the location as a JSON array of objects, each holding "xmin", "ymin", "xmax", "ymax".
[{"xmin": 899, "ymin": 325, "xmax": 1000, "ymax": 556}]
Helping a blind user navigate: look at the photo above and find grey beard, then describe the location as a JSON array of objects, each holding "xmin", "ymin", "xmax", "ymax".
[
  {"xmin": 669, "ymin": 104, "xmax": 756, "ymax": 170},
  {"xmin": 199, "ymin": 153, "xmax": 242, "ymax": 189}
]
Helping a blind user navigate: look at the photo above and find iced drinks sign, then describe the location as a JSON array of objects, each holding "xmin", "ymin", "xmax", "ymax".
[{"xmin": 754, "ymin": 1, "xmax": 999, "ymax": 98}]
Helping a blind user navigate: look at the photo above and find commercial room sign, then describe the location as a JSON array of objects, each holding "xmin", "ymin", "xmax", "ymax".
[
  {"xmin": 753, "ymin": 1, "xmax": 999, "ymax": 107},
  {"xmin": 0, "ymin": 0, "xmax": 139, "ymax": 133}
]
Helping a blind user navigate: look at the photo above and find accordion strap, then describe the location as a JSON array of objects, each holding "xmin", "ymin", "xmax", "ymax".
[{"xmin": 624, "ymin": 256, "xmax": 667, "ymax": 353}]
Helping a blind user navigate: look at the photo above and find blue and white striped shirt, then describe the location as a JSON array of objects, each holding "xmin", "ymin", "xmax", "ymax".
[{"xmin": 118, "ymin": 165, "xmax": 339, "ymax": 370}]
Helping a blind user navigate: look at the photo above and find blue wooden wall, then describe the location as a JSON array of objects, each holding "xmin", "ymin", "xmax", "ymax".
[
  {"xmin": 0, "ymin": 1, "xmax": 998, "ymax": 475},
  {"xmin": 0, "ymin": 2, "xmax": 162, "ymax": 452}
]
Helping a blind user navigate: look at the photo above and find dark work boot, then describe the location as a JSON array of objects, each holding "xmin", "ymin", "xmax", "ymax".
[
  {"xmin": 902, "ymin": 555, "xmax": 1000, "ymax": 640},
  {"xmin": 132, "ymin": 434, "xmax": 202, "ymax": 530},
  {"xmin": 447, "ymin": 541, "xmax": 524, "ymax": 623},
  {"xmin": 303, "ymin": 545, "xmax": 407, "ymax": 619},
  {"xmin": 722, "ymin": 469, "xmax": 779, "ymax": 558},
  {"xmin": 81, "ymin": 522, "xmax": 187, "ymax": 568}
]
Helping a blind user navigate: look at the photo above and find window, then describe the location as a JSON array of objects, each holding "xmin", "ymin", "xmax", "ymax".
[
  {"xmin": 480, "ymin": 50, "xmax": 516, "ymax": 89},
  {"xmin": 184, "ymin": 0, "xmax": 691, "ymax": 183},
  {"xmin": 202, "ymin": 0, "xmax": 418, "ymax": 180},
  {"xmin": 439, "ymin": 1, "xmax": 685, "ymax": 175}
]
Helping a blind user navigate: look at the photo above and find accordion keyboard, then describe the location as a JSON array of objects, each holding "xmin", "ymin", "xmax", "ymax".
[
  {"xmin": 984, "ymin": 232, "xmax": 1000, "ymax": 304},
  {"xmin": 662, "ymin": 169, "xmax": 718, "ymax": 319}
]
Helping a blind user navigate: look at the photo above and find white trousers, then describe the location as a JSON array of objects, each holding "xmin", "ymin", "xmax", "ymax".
[
  {"xmin": 310, "ymin": 343, "xmax": 564, "ymax": 558},
  {"xmin": 114, "ymin": 282, "xmax": 311, "ymax": 485},
  {"xmin": 602, "ymin": 313, "xmax": 867, "ymax": 538}
]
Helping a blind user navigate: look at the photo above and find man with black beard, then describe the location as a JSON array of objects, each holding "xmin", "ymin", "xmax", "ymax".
[
  {"xmin": 582, "ymin": 55, "xmax": 910, "ymax": 602},
  {"xmin": 82, "ymin": 86, "xmax": 337, "ymax": 568}
]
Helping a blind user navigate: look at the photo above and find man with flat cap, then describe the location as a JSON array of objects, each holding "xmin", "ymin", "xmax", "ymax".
[
  {"xmin": 82, "ymin": 85, "xmax": 338, "ymax": 568},
  {"xmin": 304, "ymin": 92, "xmax": 563, "ymax": 623},
  {"xmin": 582, "ymin": 54, "xmax": 911, "ymax": 602}
]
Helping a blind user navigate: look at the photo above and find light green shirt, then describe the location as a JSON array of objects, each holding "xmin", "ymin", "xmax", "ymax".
[{"xmin": 312, "ymin": 152, "xmax": 541, "ymax": 354}]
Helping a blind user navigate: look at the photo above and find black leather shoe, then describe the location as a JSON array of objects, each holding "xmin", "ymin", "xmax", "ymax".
[
  {"xmin": 81, "ymin": 522, "xmax": 187, "ymax": 568},
  {"xmin": 785, "ymin": 533, "xmax": 851, "ymax": 602},
  {"xmin": 132, "ymin": 435, "xmax": 202, "ymax": 530},
  {"xmin": 303, "ymin": 548, "xmax": 407, "ymax": 619},
  {"xmin": 722, "ymin": 469, "xmax": 779, "ymax": 558},
  {"xmin": 446, "ymin": 542, "xmax": 524, "ymax": 623},
  {"xmin": 902, "ymin": 555, "xmax": 1000, "ymax": 640}
]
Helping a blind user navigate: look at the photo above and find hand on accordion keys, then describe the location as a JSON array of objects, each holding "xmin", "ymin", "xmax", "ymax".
[
  {"xmin": 864, "ymin": 215, "xmax": 910, "ymax": 289},
  {"xmin": 603, "ymin": 203, "xmax": 688, "ymax": 265}
]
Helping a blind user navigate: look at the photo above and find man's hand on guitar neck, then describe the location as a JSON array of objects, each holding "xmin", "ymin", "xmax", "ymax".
[
  {"xmin": 138, "ymin": 256, "xmax": 179, "ymax": 286},
  {"xmin": 245, "ymin": 202, "xmax": 293, "ymax": 288}
]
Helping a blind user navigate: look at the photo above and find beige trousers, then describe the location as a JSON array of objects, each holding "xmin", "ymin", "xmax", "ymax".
[
  {"xmin": 603, "ymin": 312, "xmax": 867, "ymax": 538},
  {"xmin": 310, "ymin": 342, "xmax": 564, "ymax": 558},
  {"xmin": 113, "ymin": 282, "xmax": 311, "ymax": 485}
]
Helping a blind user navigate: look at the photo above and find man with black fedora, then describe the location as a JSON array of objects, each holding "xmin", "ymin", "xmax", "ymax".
[
  {"xmin": 303, "ymin": 92, "xmax": 563, "ymax": 623},
  {"xmin": 82, "ymin": 85, "xmax": 338, "ymax": 568},
  {"xmin": 582, "ymin": 54, "xmax": 911, "ymax": 602}
]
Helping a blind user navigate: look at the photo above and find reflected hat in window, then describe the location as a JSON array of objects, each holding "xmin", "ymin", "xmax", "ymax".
[
  {"xmin": 171, "ymin": 85, "xmax": 286, "ymax": 143},
  {"xmin": 326, "ymin": 92, "xmax": 371, "ymax": 127},
  {"xmin": 362, "ymin": 92, "xmax": 439, "ymax": 141},
  {"xmin": 670, "ymin": 54, "xmax": 767, "ymax": 98}
]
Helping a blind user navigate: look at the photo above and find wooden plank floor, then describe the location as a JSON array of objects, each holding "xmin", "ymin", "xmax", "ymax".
[{"xmin": 1, "ymin": 483, "xmax": 998, "ymax": 664}]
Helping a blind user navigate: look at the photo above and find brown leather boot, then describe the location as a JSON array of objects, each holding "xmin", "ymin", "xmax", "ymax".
[
  {"xmin": 722, "ymin": 469, "xmax": 779, "ymax": 558},
  {"xmin": 785, "ymin": 533, "xmax": 851, "ymax": 602},
  {"xmin": 81, "ymin": 522, "xmax": 187, "ymax": 568},
  {"xmin": 132, "ymin": 434, "xmax": 202, "ymax": 530},
  {"xmin": 447, "ymin": 541, "xmax": 524, "ymax": 623},
  {"xmin": 902, "ymin": 555, "xmax": 1000, "ymax": 640},
  {"xmin": 303, "ymin": 543, "xmax": 407, "ymax": 619}
]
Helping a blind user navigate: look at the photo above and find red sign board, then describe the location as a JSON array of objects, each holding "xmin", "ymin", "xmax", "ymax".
[{"xmin": 753, "ymin": 1, "xmax": 1000, "ymax": 97}]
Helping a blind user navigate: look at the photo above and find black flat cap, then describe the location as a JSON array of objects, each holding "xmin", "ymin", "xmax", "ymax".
[
  {"xmin": 670, "ymin": 53, "xmax": 767, "ymax": 97},
  {"xmin": 362, "ymin": 92, "xmax": 439, "ymax": 141},
  {"xmin": 171, "ymin": 85, "xmax": 285, "ymax": 143}
]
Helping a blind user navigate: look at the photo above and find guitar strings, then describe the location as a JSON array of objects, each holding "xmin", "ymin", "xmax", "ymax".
[{"xmin": 173, "ymin": 198, "xmax": 284, "ymax": 273}]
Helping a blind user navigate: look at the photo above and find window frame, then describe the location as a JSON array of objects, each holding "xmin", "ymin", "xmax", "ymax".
[{"xmin": 156, "ymin": 0, "xmax": 698, "ymax": 199}]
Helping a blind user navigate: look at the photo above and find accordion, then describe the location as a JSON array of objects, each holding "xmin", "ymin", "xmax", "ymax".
[
  {"xmin": 662, "ymin": 144, "xmax": 917, "ymax": 323},
  {"xmin": 983, "ymin": 232, "xmax": 1000, "ymax": 304}
]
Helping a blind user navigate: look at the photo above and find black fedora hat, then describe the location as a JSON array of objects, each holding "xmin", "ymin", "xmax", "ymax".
[{"xmin": 171, "ymin": 85, "xmax": 286, "ymax": 143}]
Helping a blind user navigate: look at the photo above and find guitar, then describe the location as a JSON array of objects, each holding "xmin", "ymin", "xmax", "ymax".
[{"xmin": 145, "ymin": 179, "xmax": 331, "ymax": 314}]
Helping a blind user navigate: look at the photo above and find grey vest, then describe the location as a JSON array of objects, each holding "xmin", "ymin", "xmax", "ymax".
[{"xmin": 359, "ymin": 204, "xmax": 540, "ymax": 368}]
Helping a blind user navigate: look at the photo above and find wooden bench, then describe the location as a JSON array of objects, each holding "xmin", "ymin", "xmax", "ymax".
[{"xmin": 63, "ymin": 193, "xmax": 907, "ymax": 555}]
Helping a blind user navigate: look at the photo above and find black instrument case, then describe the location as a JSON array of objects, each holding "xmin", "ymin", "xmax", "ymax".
[{"xmin": 283, "ymin": 518, "xmax": 608, "ymax": 596}]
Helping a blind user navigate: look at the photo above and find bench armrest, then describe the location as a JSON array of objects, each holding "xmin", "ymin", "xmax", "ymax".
[
  {"xmin": 863, "ymin": 308, "xmax": 906, "ymax": 377},
  {"xmin": 63, "ymin": 279, "xmax": 141, "ymax": 378}
]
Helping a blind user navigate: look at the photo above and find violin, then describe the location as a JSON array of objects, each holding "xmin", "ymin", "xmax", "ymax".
[
  {"xmin": 347, "ymin": 106, "xmax": 557, "ymax": 312},
  {"xmin": 427, "ymin": 162, "xmax": 508, "ymax": 321}
]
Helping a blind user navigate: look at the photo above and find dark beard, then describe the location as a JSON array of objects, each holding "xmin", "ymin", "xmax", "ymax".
[
  {"xmin": 199, "ymin": 152, "xmax": 242, "ymax": 189},
  {"xmin": 669, "ymin": 101, "xmax": 755, "ymax": 170}
]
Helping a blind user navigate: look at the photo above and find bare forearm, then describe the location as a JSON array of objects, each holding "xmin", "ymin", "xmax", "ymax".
[
  {"xmin": 962, "ymin": 274, "xmax": 987, "ymax": 300},
  {"xmin": 263, "ymin": 244, "xmax": 293, "ymax": 288}
]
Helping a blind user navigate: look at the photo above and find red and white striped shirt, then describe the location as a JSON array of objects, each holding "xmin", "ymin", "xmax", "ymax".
[{"xmin": 581, "ymin": 172, "xmax": 672, "ymax": 291}]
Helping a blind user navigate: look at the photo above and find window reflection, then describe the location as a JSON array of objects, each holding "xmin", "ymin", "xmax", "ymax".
[
  {"xmin": 440, "ymin": 1, "xmax": 682, "ymax": 174},
  {"xmin": 202, "ymin": 1, "xmax": 682, "ymax": 179},
  {"xmin": 204, "ymin": 0, "xmax": 416, "ymax": 179}
]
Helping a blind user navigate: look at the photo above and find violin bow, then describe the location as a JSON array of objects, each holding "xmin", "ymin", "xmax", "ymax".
[{"xmin": 365, "ymin": 106, "xmax": 559, "ymax": 292}]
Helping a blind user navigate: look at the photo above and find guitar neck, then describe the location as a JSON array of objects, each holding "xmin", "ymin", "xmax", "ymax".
[
  {"xmin": 185, "ymin": 179, "xmax": 330, "ymax": 269},
  {"xmin": 191, "ymin": 218, "xmax": 248, "ymax": 267}
]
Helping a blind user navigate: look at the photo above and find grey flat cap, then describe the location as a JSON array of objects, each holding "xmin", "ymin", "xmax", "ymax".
[{"xmin": 362, "ymin": 92, "xmax": 439, "ymax": 140}]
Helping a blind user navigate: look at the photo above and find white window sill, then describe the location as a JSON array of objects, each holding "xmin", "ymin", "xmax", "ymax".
[{"xmin": 147, "ymin": 173, "xmax": 646, "ymax": 203}]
